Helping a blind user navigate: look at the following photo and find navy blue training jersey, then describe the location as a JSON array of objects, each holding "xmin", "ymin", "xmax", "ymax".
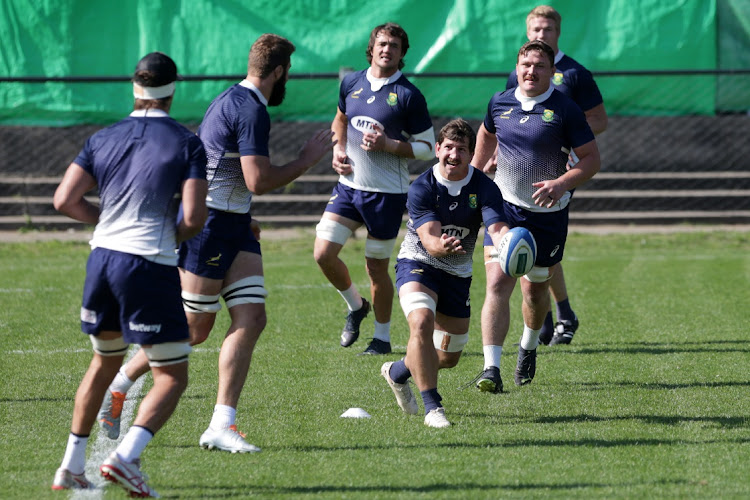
[
  {"xmin": 197, "ymin": 81, "xmax": 270, "ymax": 214},
  {"xmin": 338, "ymin": 69, "xmax": 432, "ymax": 193},
  {"xmin": 397, "ymin": 165, "xmax": 506, "ymax": 278},
  {"xmin": 483, "ymin": 87, "xmax": 594, "ymax": 212},
  {"xmin": 75, "ymin": 110, "xmax": 206, "ymax": 265}
]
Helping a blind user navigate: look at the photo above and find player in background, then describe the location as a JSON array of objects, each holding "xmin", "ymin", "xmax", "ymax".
[
  {"xmin": 502, "ymin": 5, "xmax": 608, "ymax": 346},
  {"xmin": 473, "ymin": 40, "xmax": 600, "ymax": 393},
  {"xmin": 97, "ymin": 34, "xmax": 335, "ymax": 453},
  {"xmin": 51, "ymin": 52, "xmax": 208, "ymax": 497},
  {"xmin": 381, "ymin": 118, "xmax": 509, "ymax": 428},
  {"xmin": 314, "ymin": 22, "xmax": 435, "ymax": 355}
]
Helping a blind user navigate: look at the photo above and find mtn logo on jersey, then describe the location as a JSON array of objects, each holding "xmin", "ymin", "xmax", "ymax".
[
  {"xmin": 543, "ymin": 109, "xmax": 555, "ymax": 122},
  {"xmin": 442, "ymin": 224, "xmax": 470, "ymax": 239},
  {"xmin": 352, "ymin": 88, "xmax": 363, "ymax": 99},
  {"xmin": 501, "ymin": 108, "xmax": 513, "ymax": 119},
  {"xmin": 351, "ymin": 116, "xmax": 385, "ymax": 134},
  {"xmin": 387, "ymin": 92, "xmax": 398, "ymax": 106},
  {"xmin": 552, "ymin": 73, "xmax": 564, "ymax": 86}
]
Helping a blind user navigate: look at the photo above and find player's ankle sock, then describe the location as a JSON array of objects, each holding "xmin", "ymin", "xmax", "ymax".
[
  {"xmin": 389, "ymin": 359, "xmax": 411, "ymax": 384},
  {"xmin": 109, "ymin": 366, "xmax": 135, "ymax": 394},
  {"xmin": 483, "ymin": 345, "xmax": 502, "ymax": 370},
  {"xmin": 209, "ymin": 404, "xmax": 236, "ymax": 430},
  {"xmin": 60, "ymin": 432, "xmax": 89, "ymax": 475},
  {"xmin": 420, "ymin": 388, "xmax": 442, "ymax": 414},
  {"xmin": 338, "ymin": 284, "xmax": 363, "ymax": 312},
  {"xmin": 520, "ymin": 324, "xmax": 541, "ymax": 350},
  {"xmin": 556, "ymin": 298, "xmax": 575, "ymax": 323},
  {"xmin": 116, "ymin": 425, "xmax": 153, "ymax": 463},
  {"xmin": 373, "ymin": 321, "xmax": 390, "ymax": 342}
]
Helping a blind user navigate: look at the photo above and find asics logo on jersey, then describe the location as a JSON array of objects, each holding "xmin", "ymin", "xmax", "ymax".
[
  {"xmin": 206, "ymin": 253, "xmax": 222, "ymax": 266},
  {"xmin": 501, "ymin": 108, "xmax": 513, "ymax": 119},
  {"xmin": 520, "ymin": 115, "xmax": 530, "ymax": 124},
  {"xmin": 367, "ymin": 96, "xmax": 375, "ymax": 104},
  {"xmin": 449, "ymin": 202, "xmax": 459, "ymax": 211},
  {"xmin": 466, "ymin": 298, "xmax": 471, "ymax": 307},
  {"xmin": 550, "ymin": 245, "xmax": 560, "ymax": 257},
  {"xmin": 352, "ymin": 88, "xmax": 363, "ymax": 99},
  {"xmin": 352, "ymin": 116, "xmax": 385, "ymax": 134}
]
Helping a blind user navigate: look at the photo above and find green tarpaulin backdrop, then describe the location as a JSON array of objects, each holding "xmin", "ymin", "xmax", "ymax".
[{"xmin": 1, "ymin": 0, "xmax": 748, "ymax": 125}]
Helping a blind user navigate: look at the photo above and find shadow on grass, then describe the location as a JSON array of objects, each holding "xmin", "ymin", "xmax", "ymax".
[
  {"xmin": 167, "ymin": 478, "xmax": 692, "ymax": 497},
  {"xmin": 546, "ymin": 339, "xmax": 750, "ymax": 356},
  {"xmin": 570, "ymin": 380, "xmax": 750, "ymax": 390}
]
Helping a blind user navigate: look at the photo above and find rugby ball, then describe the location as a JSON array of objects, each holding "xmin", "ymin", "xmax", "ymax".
[{"xmin": 496, "ymin": 227, "xmax": 537, "ymax": 278}]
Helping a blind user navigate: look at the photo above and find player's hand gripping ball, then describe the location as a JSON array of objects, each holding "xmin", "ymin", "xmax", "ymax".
[{"xmin": 496, "ymin": 227, "xmax": 537, "ymax": 278}]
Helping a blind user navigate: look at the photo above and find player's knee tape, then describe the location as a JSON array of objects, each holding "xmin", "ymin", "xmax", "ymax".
[
  {"xmin": 524, "ymin": 265, "xmax": 551, "ymax": 283},
  {"xmin": 222, "ymin": 276, "xmax": 267, "ymax": 308},
  {"xmin": 315, "ymin": 219, "xmax": 352, "ymax": 245},
  {"xmin": 182, "ymin": 291, "xmax": 222, "ymax": 314},
  {"xmin": 365, "ymin": 238, "xmax": 396, "ymax": 259},
  {"xmin": 433, "ymin": 329, "xmax": 469, "ymax": 353},
  {"xmin": 143, "ymin": 342, "xmax": 192, "ymax": 367},
  {"xmin": 399, "ymin": 292, "xmax": 436, "ymax": 317},
  {"xmin": 90, "ymin": 335, "xmax": 128, "ymax": 356}
]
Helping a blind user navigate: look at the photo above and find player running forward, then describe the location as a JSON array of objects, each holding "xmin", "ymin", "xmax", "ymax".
[
  {"xmin": 314, "ymin": 22, "xmax": 435, "ymax": 355},
  {"xmin": 504, "ymin": 5, "xmax": 608, "ymax": 346},
  {"xmin": 51, "ymin": 52, "xmax": 208, "ymax": 497},
  {"xmin": 96, "ymin": 34, "xmax": 335, "ymax": 453},
  {"xmin": 472, "ymin": 40, "xmax": 600, "ymax": 393},
  {"xmin": 381, "ymin": 119, "xmax": 509, "ymax": 428}
]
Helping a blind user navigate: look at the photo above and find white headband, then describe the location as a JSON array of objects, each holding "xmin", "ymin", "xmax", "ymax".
[{"xmin": 133, "ymin": 81, "xmax": 175, "ymax": 100}]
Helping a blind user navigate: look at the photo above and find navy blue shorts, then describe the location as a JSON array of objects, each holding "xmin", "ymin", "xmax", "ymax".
[
  {"xmin": 395, "ymin": 258, "xmax": 472, "ymax": 318},
  {"xmin": 80, "ymin": 248, "xmax": 189, "ymax": 345},
  {"xmin": 483, "ymin": 203, "xmax": 569, "ymax": 268},
  {"xmin": 178, "ymin": 209, "xmax": 261, "ymax": 280},
  {"xmin": 324, "ymin": 183, "xmax": 406, "ymax": 240}
]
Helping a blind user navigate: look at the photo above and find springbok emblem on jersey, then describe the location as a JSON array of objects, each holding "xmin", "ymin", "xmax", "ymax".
[{"xmin": 542, "ymin": 109, "xmax": 555, "ymax": 122}]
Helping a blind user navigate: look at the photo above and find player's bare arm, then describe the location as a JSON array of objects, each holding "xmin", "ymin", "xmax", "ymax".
[
  {"xmin": 584, "ymin": 103, "xmax": 608, "ymax": 136},
  {"xmin": 532, "ymin": 140, "xmax": 601, "ymax": 208},
  {"xmin": 176, "ymin": 178, "xmax": 208, "ymax": 243},
  {"xmin": 331, "ymin": 108, "xmax": 351, "ymax": 175},
  {"xmin": 242, "ymin": 129, "xmax": 336, "ymax": 195},
  {"xmin": 473, "ymin": 124, "xmax": 498, "ymax": 175},
  {"xmin": 416, "ymin": 221, "xmax": 466, "ymax": 257},
  {"xmin": 485, "ymin": 221, "xmax": 510, "ymax": 249},
  {"xmin": 53, "ymin": 163, "xmax": 99, "ymax": 225}
]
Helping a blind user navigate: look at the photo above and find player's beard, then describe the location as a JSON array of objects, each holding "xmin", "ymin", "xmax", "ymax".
[{"xmin": 268, "ymin": 74, "xmax": 287, "ymax": 107}]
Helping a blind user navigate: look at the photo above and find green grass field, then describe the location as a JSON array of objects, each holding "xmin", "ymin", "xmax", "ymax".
[{"xmin": 1, "ymin": 229, "xmax": 749, "ymax": 499}]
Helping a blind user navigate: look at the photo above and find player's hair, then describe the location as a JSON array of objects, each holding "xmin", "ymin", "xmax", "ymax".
[
  {"xmin": 527, "ymin": 5, "xmax": 562, "ymax": 33},
  {"xmin": 366, "ymin": 22, "xmax": 409, "ymax": 70},
  {"xmin": 248, "ymin": 34, "xmax": 296, "ymax": 79},
  {"xmin": 437, "ymin": 118, "xmax": 476, "ymax": 153},
  {"xmin": 517, "ymin": 40, "xmax": 555, "ymax": 68}
]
